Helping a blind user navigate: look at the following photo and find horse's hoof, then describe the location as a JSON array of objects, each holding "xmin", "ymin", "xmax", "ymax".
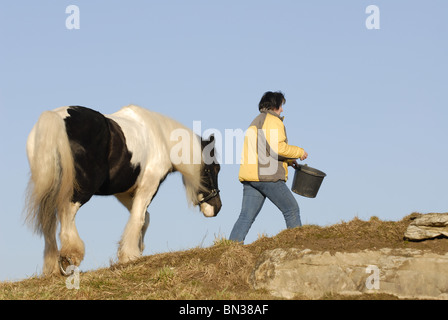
[{"xmin": 58, "ymin": 256, "xmax": 74, "ymax": 276}]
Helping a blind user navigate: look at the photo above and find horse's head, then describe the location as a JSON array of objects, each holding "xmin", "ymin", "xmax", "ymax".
[{"xmin": 198, "ymin": 134, "xmax": 222, "ymax": 217}]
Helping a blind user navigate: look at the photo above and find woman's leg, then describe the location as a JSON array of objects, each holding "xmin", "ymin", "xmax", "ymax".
[
  {"xmin": 252, "ymin": 180, "xmax": 302, "ymax": 229},
  {"xmin": 229, "ymin": 182, "xmax": 266, "ymax": 243}
]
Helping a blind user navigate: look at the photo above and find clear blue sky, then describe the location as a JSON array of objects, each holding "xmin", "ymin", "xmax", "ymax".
[{"xmin": 1, "ymin": 1, "xmax": 447, "ymax": 281}]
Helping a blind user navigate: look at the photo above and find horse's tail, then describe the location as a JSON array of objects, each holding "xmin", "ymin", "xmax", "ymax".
[{"xmin": 25, "ymin": 110, "xmax": 76, "ymax": 236}]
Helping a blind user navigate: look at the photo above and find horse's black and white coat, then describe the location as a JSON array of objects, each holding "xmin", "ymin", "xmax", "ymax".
[
  {"xmin": 26, "ymin": 105, "xmax": 222, "ymax": 275},
  {"xmin": 63, "ymin": 106, "xmax": 142, "ymax": 202}
]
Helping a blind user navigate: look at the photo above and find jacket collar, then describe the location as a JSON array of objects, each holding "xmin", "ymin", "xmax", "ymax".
[{"xmin": 260, "ymin": 108, "xmax": 285, "ymax": 121}]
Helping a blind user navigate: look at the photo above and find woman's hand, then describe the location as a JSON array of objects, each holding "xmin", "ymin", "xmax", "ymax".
[
  {"xmin": 290, "ymin": 151, "xmax": 308, "ymax": 169},
  {"xmin": 300, "ymin": 150, "xmax": 308, "ymax": 161}
]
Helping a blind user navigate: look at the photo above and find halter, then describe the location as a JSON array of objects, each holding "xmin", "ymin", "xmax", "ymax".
[{"xmin": 198, "ymin": 167, "xmax": 220, "ymax": 205}]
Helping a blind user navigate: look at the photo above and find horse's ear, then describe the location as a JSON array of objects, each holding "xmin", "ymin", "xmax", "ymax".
[
  {"xmin": 201, "ymin": 134, "xmax": 216, "ymax": 160},
  {"xmin": 202, "ymin": 134, "xmax": 215, "ymax": 145},
  {"xmin": 209, "ymin": 135, "xmax": 215, "ymax": 157}
]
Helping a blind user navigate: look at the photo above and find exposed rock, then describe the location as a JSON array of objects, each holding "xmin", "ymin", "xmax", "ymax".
[
  {"xmin": 251, "ymin": 248, "xmax": 448, "ymax": 300},
  {"xmin": 404, "ymin": 213, "xmax": 448, "ymax": 241}
]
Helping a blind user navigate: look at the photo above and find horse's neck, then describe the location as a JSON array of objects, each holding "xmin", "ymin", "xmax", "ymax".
[
  {"xmin": 114, "ymin": 105, "xmax": 204, "ymax": 203},
  {"xmin": 152, "ymin": 111, "xmax": 204, "ymax": 198}
]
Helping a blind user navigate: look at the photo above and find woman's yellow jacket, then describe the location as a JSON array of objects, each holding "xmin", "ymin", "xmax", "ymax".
[{"xmin": 239, "ymin": 109, "xmax": 305, "ymax": 182}]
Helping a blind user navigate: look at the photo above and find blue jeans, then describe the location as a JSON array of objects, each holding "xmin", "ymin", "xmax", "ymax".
[{"xmin": 229, "ymin": 180, "xmax": 302, "ymax": 243}]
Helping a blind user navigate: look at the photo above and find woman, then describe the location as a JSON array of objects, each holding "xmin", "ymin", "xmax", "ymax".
[{"xmin": 229, "ymin": 91, "xmax": 308, "ymax": 243}]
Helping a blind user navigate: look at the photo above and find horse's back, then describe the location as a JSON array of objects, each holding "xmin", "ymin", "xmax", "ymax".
[{"xmin": 107, "ymin": 105, "xmax": 180, "ymax": 169}]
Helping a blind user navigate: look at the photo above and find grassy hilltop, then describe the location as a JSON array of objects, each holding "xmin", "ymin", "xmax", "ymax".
[{"xmin": 1, "ymin": 213, "xmax": 447, "ymax": 300}]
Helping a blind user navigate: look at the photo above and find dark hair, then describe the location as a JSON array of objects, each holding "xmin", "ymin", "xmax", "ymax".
[{"xmin": 258, "ymin": 91, "xmax": 286, "ymax": 111}]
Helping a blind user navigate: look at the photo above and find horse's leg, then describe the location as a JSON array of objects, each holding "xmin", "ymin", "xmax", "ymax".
[
  {"xmin": 42, "ymin": 222, "xmax": 59, "ymax": 276},
  {"xmin": 140, "ymin": 210, "xmax": 150, "ymax": 252},
  {"xmin": 58, "ymin": 202, "xmax": 85, "ymax": 270},
  {"xmin": 115, "ymin": 193, "xmax": 150, "ymax": 253},
  {"xmin": 118, "ymin": 193, "xmax": 152, "ymax": 263},
  {"xmin": 118, "ymin": 172, "xmax": 163, "ymax": 263}
]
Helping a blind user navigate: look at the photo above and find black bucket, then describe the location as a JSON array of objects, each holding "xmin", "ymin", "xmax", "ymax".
[{"xmin": 291, "ymin": 164, "xmax": 326, "ymax": 198}]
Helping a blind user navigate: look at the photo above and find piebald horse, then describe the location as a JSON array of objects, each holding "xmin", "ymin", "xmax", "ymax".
[{"xmin": 25, "ymin": 105, "xmax": 222, "ymax": 276}]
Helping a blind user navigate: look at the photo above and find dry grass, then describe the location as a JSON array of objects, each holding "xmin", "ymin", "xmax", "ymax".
[
  {"xmin": 0, "ymin": 242, "xmax": 263, "ymax": 300},
  {"xmin": 1, "ymin": 212, "xmax": 447, "ymax": 300}
]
